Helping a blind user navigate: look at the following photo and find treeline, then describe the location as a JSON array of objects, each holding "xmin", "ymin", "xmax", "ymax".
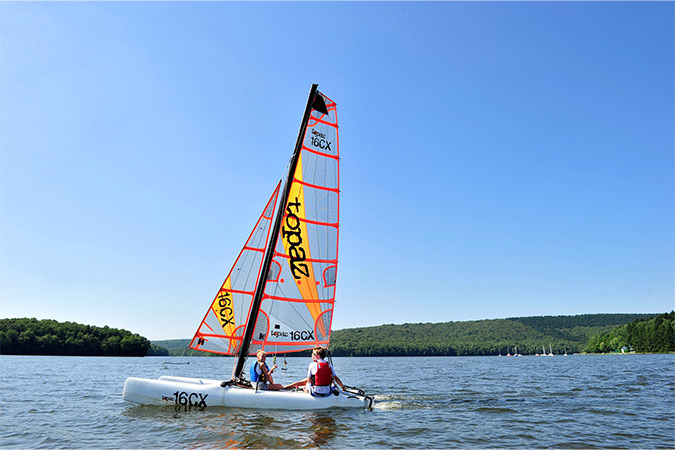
[
  {"xmin": 327, "ymin": 313, "xmax": 658, "ymax": 357},
  {"xmin": 0, "ymin": 318, "xmax": 150, "ymax": 356},
  {"xmin": 150, "ymin": 313, "xmax": 658, "ymax": 357},
  {"xmin": 586, "ymin": 312, "xmax": 675, "ymax": 353}
]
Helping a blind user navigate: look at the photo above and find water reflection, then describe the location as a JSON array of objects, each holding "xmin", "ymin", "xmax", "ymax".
[
  {"xmin": 307, "ymin": 413, "xmax": 337, "ymax": 447},
  {"xmin": 136, "ymin": 408, "xmax": 342, "ymax": 449}
]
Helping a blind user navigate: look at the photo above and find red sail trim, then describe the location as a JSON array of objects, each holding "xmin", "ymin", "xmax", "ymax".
[
  {"xmin": 281, "ymin": 214, "xmax": 338, "ymax": 228},
  {"xmin": 265, "ymin": 293, "xmax": 335, "ymax": 303},
  {"xmin": 299, "ymin": 217, "xmax": 339, "ymax": 228},
  {"xmin": 301, "ymin": 145, "xmax": 340, "ymax": 160},
  {"xmin": 308, "ymin": 116, "xmax": 338, "ymax": 127},
  {"xmin": 242, "ymin": 246, "xmax": 265, "ymax": 253},
  {"xmin": 316, "ymin": 309, "xmax": 334, "ymax": 337},
  {"xmin": 254, "ymin": 340, "xmax": 330, "ymax": 347},
  {"xmin": 281, "ymin": 211, "xmax": 338, "ymax": 228},
  {"xmin": 202, "ymin": 322, "xmax": 215, "ymax": 332},
  {"xmin": 291, "ymin": 177, "xmax": 339, "ymax": 193},
  {"xmin": 197, "ymin": 333, "xmax": 243, "ymax": 340},
  {"xmin": 218, "ymin": 288, "xmax": 255, "ymax": 296},
  {"xmin": 272, "ymin": 251, "xmax": 337, "ymax": 264},
  {"xmin": 197, "ymin": 348, "xmax": 231, "ymax": 356}
]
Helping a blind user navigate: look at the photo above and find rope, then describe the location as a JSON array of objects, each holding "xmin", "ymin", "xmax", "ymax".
[{"xmin": 151, "ymin": 344, "xmax": 190, "ymax": 378}]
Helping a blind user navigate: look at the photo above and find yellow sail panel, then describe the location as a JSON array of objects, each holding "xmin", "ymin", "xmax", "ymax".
[{"xmin": 211, "ymin": 279, "xmax": 236, "ymax": 338}]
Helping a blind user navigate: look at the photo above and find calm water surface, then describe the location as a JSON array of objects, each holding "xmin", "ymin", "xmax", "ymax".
[{"xmin": 1, "ymin": 354, "xmax": 674, "ymax": 448}]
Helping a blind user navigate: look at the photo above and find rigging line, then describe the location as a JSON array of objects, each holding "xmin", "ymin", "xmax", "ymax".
[{"xmin": 288, "ymin": 295, "xmax": 318, "ymax": 334}]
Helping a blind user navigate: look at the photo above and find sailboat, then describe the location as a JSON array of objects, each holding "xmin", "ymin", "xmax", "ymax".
[{"xmin": 123, "ymin": 84, "xmax": 373, "ymax": 410}]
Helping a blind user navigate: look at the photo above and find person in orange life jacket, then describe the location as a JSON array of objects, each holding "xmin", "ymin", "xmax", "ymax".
[
  {"xmin": 284, "ymin": 346, "xmax": 345, "ymax": 396},
  {"xmin": 250, "ymin": 350, "xmax": 282, "ymax": 391}
]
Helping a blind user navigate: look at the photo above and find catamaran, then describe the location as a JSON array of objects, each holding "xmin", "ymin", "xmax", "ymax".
[{"xmin": 123, "ymin": 84, "xmax": 373, "ymax": 410}]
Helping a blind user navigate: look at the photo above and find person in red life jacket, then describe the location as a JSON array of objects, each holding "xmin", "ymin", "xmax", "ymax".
[
  {"xmin": 250, "ymin": 350, "xmax": 282, "ymax": 391},
  {"xmin": 284, "ymin": 346, "xmax": 345, "ymax": 396}
]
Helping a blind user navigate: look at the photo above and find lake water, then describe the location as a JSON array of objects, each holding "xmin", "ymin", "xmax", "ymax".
[{"xmin": 1, "ymin": 354, "xmax": 674, "ymax": 448}]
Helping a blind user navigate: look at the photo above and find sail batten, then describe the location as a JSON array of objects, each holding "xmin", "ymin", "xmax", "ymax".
[
  {"xmin": 302, "ymin": 147, "xmax": 340, "ymax": 160},
  {"xmin": 264, "ymin": 295, "xmax": 334, "ymax": 304},
  {"xmin": 291, "ymin": 178, "xmax": 339, "ymax": 192},
  {"xmin": 218, "ymin": 288, "xmax": 256, "ymax": 296},
  {"xmin": 271, "ymin": 253, "xmax": 337, "ymax": 264}
]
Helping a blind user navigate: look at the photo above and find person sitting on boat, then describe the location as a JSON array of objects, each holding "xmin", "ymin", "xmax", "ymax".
[
  {"xmin": 250, "ymin": 350, "xmax": 282, "ymax": 391},
  {"xmin": 284, "ymin": 346, "xmax": 345, "ymax": 396}
]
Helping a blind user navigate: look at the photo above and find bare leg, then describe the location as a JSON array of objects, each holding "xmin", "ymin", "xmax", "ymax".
[{"xmin": 283, "ymin": 378, "xmax": 307, "ymax": 390}]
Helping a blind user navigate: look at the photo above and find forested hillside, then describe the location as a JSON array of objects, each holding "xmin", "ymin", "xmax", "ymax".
[
  {"xmin": 152, "ymin": 313, "xmax": 658, "ymax": 357},
  {"xmin": 586, "ymin": 312, "xmax": 675, "ymax": 353},
  {"xmin": 0, "ymin": 318, "xmax": 150, "ymax": 356},
  {"xmin": 328, "ymin": 313, "xmax": 657, "ymax": 356}
]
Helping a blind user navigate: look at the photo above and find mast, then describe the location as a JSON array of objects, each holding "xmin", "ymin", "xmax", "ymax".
[{"xmin": 232, "ymin": 84, "xmax": 321, "ymax": 381}]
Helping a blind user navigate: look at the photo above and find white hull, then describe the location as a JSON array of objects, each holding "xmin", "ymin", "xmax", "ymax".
[{"xmin": 123, "ymin": 376, "xmax": 372, "ymax": 410}]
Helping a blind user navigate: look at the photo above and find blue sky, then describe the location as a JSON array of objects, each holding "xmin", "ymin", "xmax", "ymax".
[{"xmin": 1, "ymin": 2, "xmax": 673, "ymax": 340}]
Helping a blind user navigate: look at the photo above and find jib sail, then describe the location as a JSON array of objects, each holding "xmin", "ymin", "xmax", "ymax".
[{"xmin": 189, "ymin": 183, "xmax": 281, "ymax": 355}]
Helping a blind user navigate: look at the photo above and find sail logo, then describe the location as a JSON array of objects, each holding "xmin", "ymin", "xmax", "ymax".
[
  {"xmin": 216, "ymin": 291, "xmax": 234, "ymax": 327},
  {"xmin": 270, "ymin": 330, "xmax": 289, "ymax": 338},
  {"xmin": 310, "ymin": 130, "xmax": 332, "ymax": 151},
  {"xmin": 282, "ymin": 197, "xmax": 310, "ymax": 279},
  {"xmin": 290, "ymin": 330, "xmax": 315, "ymax": 341}
]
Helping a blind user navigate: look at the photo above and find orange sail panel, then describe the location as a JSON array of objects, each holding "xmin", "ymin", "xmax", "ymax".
[
  {"xmin": 188, "ymin": 182, "xmax": 281, "ymax": 355},
  {"xmin": 250, "ymin": 92, "xmax": 340, "ymax": 355}
]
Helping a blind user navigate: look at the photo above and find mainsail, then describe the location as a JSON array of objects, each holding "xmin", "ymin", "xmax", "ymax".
[{"xmin": 189, "ymin": 85, "xmax": 340, "ymax": 375}]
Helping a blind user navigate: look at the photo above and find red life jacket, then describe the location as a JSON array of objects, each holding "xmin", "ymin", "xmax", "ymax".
[{"xmin": 311, "ymin": 361, "xmax": 332, "ymax": 386}]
